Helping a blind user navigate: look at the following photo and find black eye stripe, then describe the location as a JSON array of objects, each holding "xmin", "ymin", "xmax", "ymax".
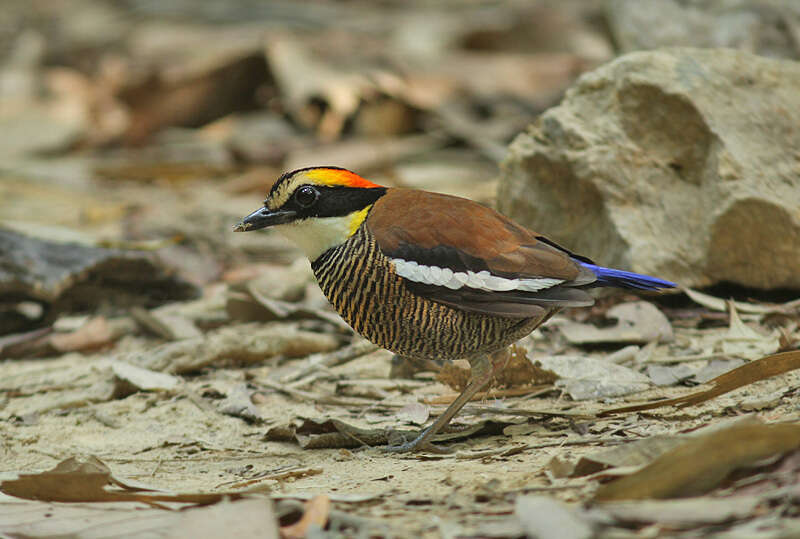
[{"xmin": 281, "ymin": 185, "xmax": 387, "ymax": 218}]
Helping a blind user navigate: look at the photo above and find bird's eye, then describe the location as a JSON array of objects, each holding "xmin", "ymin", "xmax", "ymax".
[{"xmin": 294, "ymin": 186, "xmax": 319, "ymax": 208}]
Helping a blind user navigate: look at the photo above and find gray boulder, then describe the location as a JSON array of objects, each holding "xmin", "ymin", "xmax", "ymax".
[{"xmin": 498, "ymin": 48, "xmax": 800, "ymax": 290}]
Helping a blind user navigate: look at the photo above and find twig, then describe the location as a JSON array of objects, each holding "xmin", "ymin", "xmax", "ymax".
[
  {"xmin": 278, "ymin": 340, "xmax": 378, "ymax": 383},
  {"xmin": 463, "ymin": 405, "xmax": 595, "ymax": 419},
  {"xmin": 258, "ymin": 377, "xmax": 376, "ymax": 407},
  {"xmin": 424, "ymin": 384, "xmax": 553, "ymax": 405}
]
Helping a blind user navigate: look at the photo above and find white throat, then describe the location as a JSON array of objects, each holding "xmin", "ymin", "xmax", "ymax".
[{"xmin": 276, "ymin": 215, "xmax": 354, "ymax": 260}]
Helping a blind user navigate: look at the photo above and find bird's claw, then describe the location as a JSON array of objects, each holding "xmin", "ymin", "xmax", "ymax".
[{"xmin": 381, "ymin": 427, "xmax": 453, "ymax": 454}]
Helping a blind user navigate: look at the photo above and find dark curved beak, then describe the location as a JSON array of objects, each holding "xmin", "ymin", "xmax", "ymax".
[{"xmin": 233, "ymin": 207, "xmax": 297, "ymax": 232}]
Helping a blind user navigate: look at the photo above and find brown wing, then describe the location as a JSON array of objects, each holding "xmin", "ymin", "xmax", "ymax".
[{"xmin": 366, "ymin": 189, "xmax": 595, "ymax": 316}]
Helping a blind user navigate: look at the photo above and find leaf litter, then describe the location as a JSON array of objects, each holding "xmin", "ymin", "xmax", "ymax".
[{"xmin": 1, "ymin": 2, "xmax": 800, "ymax": 537}]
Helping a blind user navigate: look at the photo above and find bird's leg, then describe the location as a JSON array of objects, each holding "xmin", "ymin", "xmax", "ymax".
[{"xmin": 384, "ymin": 348, "xmax": 510, "ymax": 453}]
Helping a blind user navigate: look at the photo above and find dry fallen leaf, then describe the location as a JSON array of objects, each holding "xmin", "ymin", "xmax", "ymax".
[
  {"xmin": 594, "ymin": 422, "xmax": 800, "ymax": 501},
  {"xmin": 721, "ymin": 300, "xmax": 780, "ymax": 359},
  {"xmin": 0, "ymin": 456, "xmax": 246, "ymax": 505},
  {"xmin": 515, "ymin": 495, "xmax": 592, "ymax": 539},
  {"xmin": 437, "ymin": 346, "xmax": 557, "ymax": 392},
  {"xmin": 535, "ymin": 355, "xmax": 650, "ymax": 400},
  {"xmin": 600, "ymin": 350, "xmax": 800, "ymax": 416},
  {"xmin": 556, "ymin": 301, "xmax": 673, "ymax": 345},
  {"xmin": 396, "ymin": 402, "xmax": 430, "ymax": 426},
  {"xmin": 573, "ymin": 435, "xmax": 684, "ymax": 477},
  {"xmin": 597, "ymin": 496, "xmax": 762, "ymax": 527},
  {"xmin": 684, "ymin": 287, "xmax": 800, "ymax": 315},
  {"xmin": 49, "ymin": 316, "xmax": 115, "ymax": 352},
  {"xmin": 110, "ymin": 360, "xmax": 181, "ymax": 394},
  {"xmin": 280, "ymin": 494, "xmax": 331, "ymax": 539}
]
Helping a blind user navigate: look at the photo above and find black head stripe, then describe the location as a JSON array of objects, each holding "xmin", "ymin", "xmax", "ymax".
[
  {"xmin": 282, "ymin": 185, "xmax": 387, "ymax": 219},
  {"xmin": 268, "ymin": 166, "xmax": 351, "ymax": 199}
]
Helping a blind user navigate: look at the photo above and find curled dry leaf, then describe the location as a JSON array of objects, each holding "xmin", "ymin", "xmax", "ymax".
[
  {"xmin": 600, "ymin": 350, "xmax": 800, "ymax": 416},
  {"xmin": 594, "ymin": 422, "xmax": 800, "ymax": 501},
  {"xmin": 437, "ymin": 345, "xmax": 557, "ymax": 392},
  {"xmin": 280, "ymin": 494, "xmax": 331, "ymax": 539},
  {"xmin": 684, "ymin": 288, "xmax": 800, "ymax": 315},
  {"xmin": 110, "ymin": 360, "xmax": 181, "ymax": 397},
  {"xmin": 573, "ymin": 435, "xmax": 684, "ymax": 477},
  {"xmin": 721, "ymin": 300, "xmax": 779, "ymax": 359}
]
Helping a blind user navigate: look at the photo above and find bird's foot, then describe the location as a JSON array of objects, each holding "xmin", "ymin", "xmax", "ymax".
[
  {"xmin": 382, "ymin": 427, "xmax": 452, "ymax": 454},
  {"xmin": 382, "ymin": 439, "xmax": 451, "ymax": 454}
]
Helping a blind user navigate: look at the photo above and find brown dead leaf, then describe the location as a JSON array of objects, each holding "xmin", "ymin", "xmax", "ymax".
[
  {"xmin": 49, "ymin": 316, "xmax": 115, "ymax": 352},
  {"xmin": 0, "ymin": 456, "xmax": 246, "ymax": 505},
  {"xmin": 267, "ymin": 417, "xmax": 513, "ymax": 449},
  {"xmin": 437, "ymin": 345, "xmax": 557, "ymax": 392},
  {"xmin": 280, "ymin": 494, "xmax": 331, "ymax": 539},
  {"xmin": 594, "ymin": 422, "xmax": 800, "ymax": 501},
  {"xmin": 573, "ymin": 436, "xmax": 683, "ymax": 477},
  {"xmin": 600, "ymin": 350, "xmax": 800, "ymax": 416},
  {"xmin": 436, "ymin": 361, "xmax": 471, "ymax": 391}
]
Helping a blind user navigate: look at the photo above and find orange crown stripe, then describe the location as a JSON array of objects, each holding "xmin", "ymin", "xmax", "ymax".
[{"xmin": 305, "ymin": 168, "xmax": 382, "ymax": 189}]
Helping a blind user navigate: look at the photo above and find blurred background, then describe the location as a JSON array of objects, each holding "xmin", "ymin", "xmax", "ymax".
[{"xmin": 4, "ymin": 0, "xmax": 799, "ymax": 297}]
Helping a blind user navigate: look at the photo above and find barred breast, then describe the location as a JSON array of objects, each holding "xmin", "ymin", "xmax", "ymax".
[{"xmin": 311, "ymin": 225, "xmax": 545, "ymax": 360}]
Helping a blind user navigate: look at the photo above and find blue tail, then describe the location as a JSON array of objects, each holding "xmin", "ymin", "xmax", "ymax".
[{"xmin": 579, "ymin": 262, "xmax": 676, "ymax": 291}]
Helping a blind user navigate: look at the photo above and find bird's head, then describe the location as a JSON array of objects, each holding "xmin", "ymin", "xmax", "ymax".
[{"xmin": 234, "ymin": 167, "xmax": 387, "ymax": 260}]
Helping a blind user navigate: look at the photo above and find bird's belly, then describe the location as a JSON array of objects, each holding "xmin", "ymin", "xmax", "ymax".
[{"xmin": 311, "ymin": 229, "xmax": 543, "ymax": 360}]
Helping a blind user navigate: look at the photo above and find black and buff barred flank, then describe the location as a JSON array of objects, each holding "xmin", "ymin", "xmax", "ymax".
[{"xmin": 311, "ymin": 225, "xmax": 546, "ymax": 360}]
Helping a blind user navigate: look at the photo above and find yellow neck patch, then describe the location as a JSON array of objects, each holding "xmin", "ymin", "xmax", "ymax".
[{"xmin": 348, "ymin": 205, "xmax": 372, "ymax": 236}]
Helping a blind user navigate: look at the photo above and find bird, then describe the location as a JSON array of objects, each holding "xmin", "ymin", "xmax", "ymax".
[{"xmin": 234, "ymin": 166, "xmax": 675, "ymax": 452}]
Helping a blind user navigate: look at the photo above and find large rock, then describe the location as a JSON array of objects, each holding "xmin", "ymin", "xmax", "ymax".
[{"xmin": 498, "ymin": 48, "xmax": 800, "ymax": 290}]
